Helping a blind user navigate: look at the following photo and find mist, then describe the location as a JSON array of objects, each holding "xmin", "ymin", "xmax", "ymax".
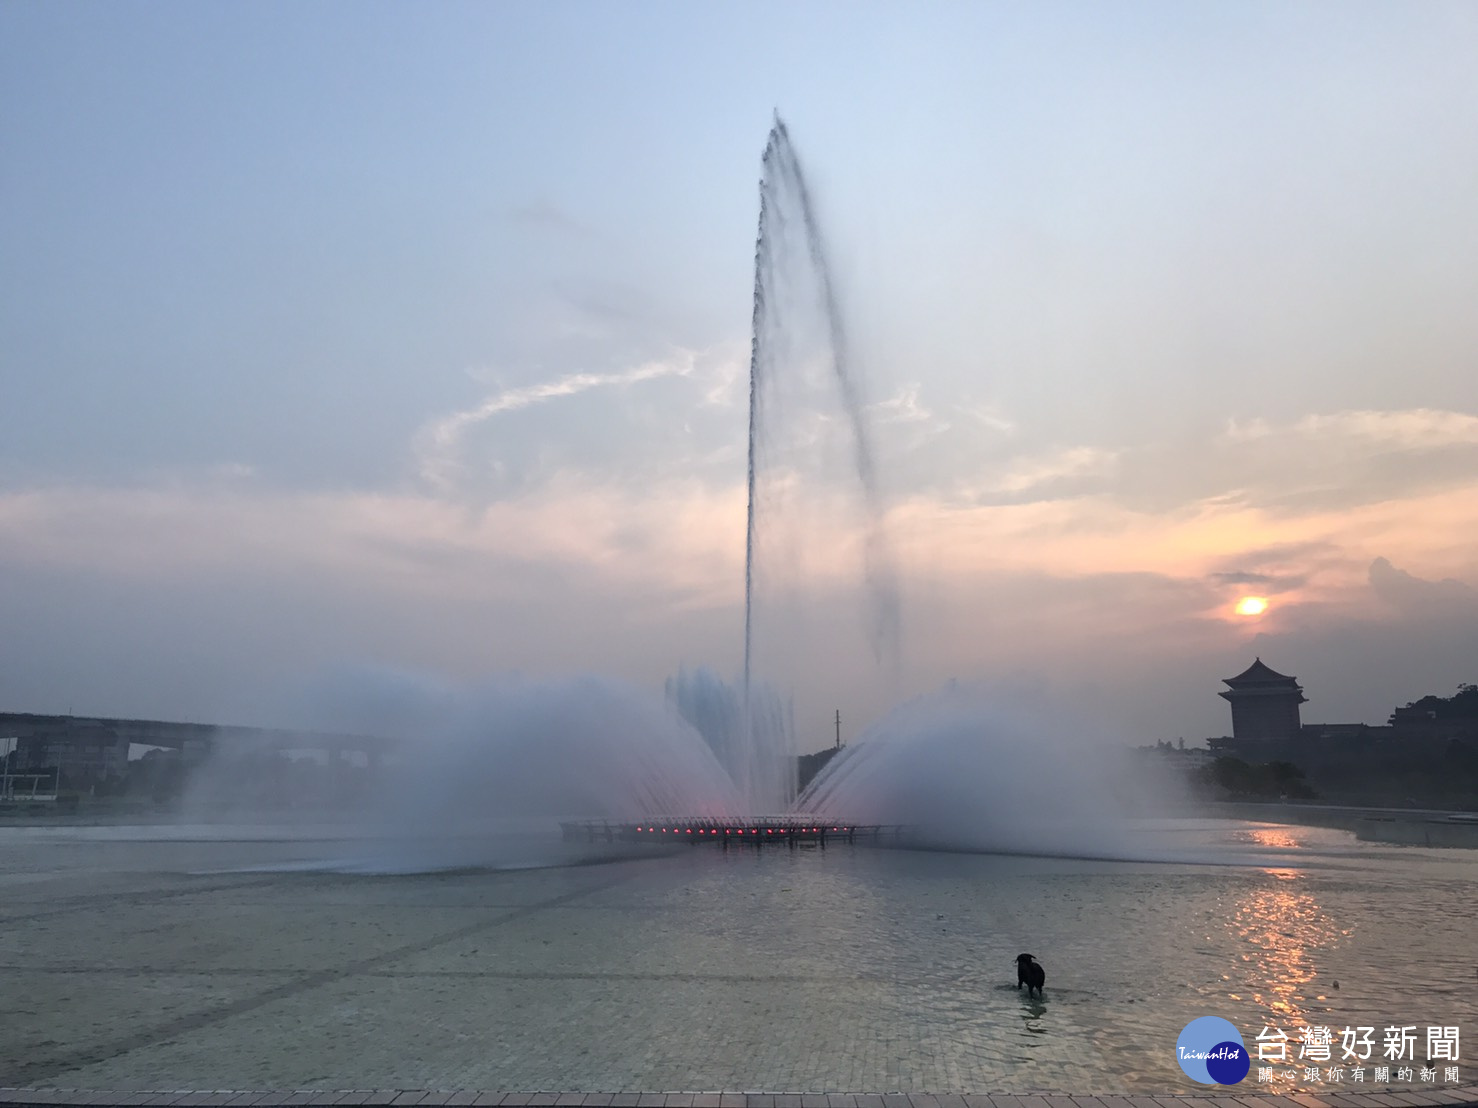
[{"xmin": 799, "ymin": 682, "xmax": 1202, "ymax": 861}]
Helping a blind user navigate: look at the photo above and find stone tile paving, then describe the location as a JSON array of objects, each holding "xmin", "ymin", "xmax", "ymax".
[
  {"xmin": 2, "ymin": 832, "xmax": 1474, "ymax": 1098},
  {"xmin": 0, "ymin": 1093, "xmax": 1475, "ymax": 1107}
]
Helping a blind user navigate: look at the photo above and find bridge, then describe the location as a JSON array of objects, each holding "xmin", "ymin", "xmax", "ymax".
[{"xmin": 0, "ymin": 711, "xmax": 397, "ymax": 786}]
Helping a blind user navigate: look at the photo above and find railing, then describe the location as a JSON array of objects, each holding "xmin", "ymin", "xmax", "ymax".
[
  {"xmin": 559, "ymin": 817, "xmax": 907, "ymax": 846},
  {"xmin": 0, "ymin": 773, "xmax": 60, "ymax": 802}
]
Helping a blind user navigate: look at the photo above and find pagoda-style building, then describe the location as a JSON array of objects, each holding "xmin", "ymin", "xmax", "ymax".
[{"xmin": 1219, "ymin": 658, "xmax": 1306, "ymax": 742}]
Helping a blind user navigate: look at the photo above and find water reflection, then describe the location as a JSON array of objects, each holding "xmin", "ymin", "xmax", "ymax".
[
  {"xmin": 1230, "ymin": 866, "xmax": 1343, "ymax": 1023},
  {"xmin": 1246, "ymin": 826, "xmax": 1303, "ymax": 851},
  {"xmin": 1019, "ymin": 997, "xmax": 1049, "ymax": 1033}
]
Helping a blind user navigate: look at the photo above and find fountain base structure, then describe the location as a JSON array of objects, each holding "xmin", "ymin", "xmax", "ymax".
[{"xmin": 560, "ymin": 815, "xmax": 904, "ymax": 847}]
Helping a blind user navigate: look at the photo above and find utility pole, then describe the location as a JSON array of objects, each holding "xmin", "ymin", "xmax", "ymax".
[{"xmin": 834, "ymin": 709, "xmax": 841, "ymax": 750}]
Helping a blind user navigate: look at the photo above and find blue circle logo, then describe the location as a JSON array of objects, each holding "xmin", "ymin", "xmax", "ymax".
[{"xmin": 1177, "ymin": 1017, "xmax": 1249, "ymax": 1084}]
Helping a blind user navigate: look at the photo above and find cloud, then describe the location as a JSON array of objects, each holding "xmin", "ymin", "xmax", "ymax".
[
  {"xmin": 1231, "ymin": 559, "xmax": 1478, "ymax": 735},
  {"xmin": 0, "ymin": 475, "xmax": 893, "ymax": 729},
  {"xmin": 5, "ymin": 394, "xmax": 1477, "ymax": 745},
  {"xmin": 1209, "ymin": 570, "xmax": 1297, "ymax": 591},
  {"xmin": 1193, "ymin": 407, "xmax": 1478, "ymax": 515},
  {"xmin": 1204, "ymin": 545, "xmax": 1333, "ymax": 596},
  {"xmin": 957, "ymin": 402, "xmax": 1016, "ymax": 436},
  {"xmin": 989, "ymin": 405, "xmax": 1478, "ymax": 523},
  {"xmin": 416, "ymin": 351, "xmax": 697, "ymax": 489},
  {"xmin": 3, "ymin": 466, "xmax": 1476, "ymax": 746},
  {"xmin": 872, "ymin": 384, "xmax": 937, "ymax": 426},
  {"xmin": 1224, "ymin": 408, "xmax": 1478, "ymax": 448},
  {"xmin": 698, "ymin": 349, "xmax": 747, "ymax": 408},
  {"xmin": 1210, "ymin": 571, "xmax": 1276, "ymax": 585},
  {"xmin": 1, "ymin": 476, "xmax": 756, "ymax": 600},
  {"xmin": 507, "ymin": 201, "xmax": 596, "ymax": 239},
  {"xmin": 893, "ymin": 406, "xmax": 1478, "ymax": 522},
  {"xmin": 865, "ymin": 384, "xmax": 955, "ymax": 461},
  {"xmin": 980, "ymin": 445, "xmax": 1119, "ymax": 498},
  {"xmin": 549, "ymin": 278, "xmax": 655, "ymax": 330},
  {"xmin": 1368, "ymin": 556, "xmax": 1478, "ymax": 613},
  {"xmin": 439, "ymin": 356, "xmax": 693, "ymax": 424}
]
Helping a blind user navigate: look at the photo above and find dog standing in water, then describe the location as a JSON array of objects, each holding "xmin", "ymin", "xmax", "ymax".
[{"xmin": 1016, "ymin": 953, "xmax": 1045, "ymax": 998}]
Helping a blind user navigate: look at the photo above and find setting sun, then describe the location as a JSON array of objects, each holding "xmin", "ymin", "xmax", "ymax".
[{"xmin": 1235, "ymin": 596, "xmax": 1269, "ymax": 617}]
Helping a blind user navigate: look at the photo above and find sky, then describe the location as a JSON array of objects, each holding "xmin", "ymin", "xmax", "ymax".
[{"xmin": 2, "ymin": 1, "xmax": 1476, "ymax": 751}]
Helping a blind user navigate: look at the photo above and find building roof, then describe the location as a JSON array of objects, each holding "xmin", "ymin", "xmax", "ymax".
[{"xmin": 1223, "ymin": 657, "xmax": 1299, "ymax": 687}]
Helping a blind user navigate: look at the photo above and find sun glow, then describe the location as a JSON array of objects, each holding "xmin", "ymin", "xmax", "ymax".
[{"xmin": 1235, "ymin": 596, "xmax": 1269, "ymax": 617}]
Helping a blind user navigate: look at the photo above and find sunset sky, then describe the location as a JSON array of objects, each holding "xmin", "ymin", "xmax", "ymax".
[{"xmin": 3, "ymin": 2, "xmax": 1476, "ymax": 750}]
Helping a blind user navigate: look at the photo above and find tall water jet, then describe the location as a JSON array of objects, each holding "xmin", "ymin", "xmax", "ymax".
[
  {"xmin": 743, "ymin": 115, "xmax": 900, "ymax": 694},
  {"xmin": 740, "ymin": 115, "xmax": 900, "ymax": 812},
  {"xmin": 742, "ymin": 166, "xmax": 768, "ymax": 699}
]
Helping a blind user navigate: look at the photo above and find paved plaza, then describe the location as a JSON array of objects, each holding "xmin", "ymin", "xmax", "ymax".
[
  {"xmin": 9, "ymin": 838, "xmax": 1065, "ymax": 1093},
  {"xmin": 2, "ymin": 826, "xmax": 1475, "ymax": 1104},
  {"xmin": 1, "ymin": 1090, "xmax": 1476, "ymax": 1107},
  {"xmin": 0, "ymin": 1090, "xmax": 1476, "ymax": 1108}
]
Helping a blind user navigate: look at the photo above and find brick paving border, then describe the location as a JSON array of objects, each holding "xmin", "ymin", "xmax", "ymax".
[{"xmin": 2, "ymin": 1091, "xmax": 1476, "ymax": 1108}]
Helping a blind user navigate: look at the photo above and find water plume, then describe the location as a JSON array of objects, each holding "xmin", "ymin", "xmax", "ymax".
[
  {"xmin": 798, "ymin": 683, "xmax": 1194, "ymax": 860},
  {"xmin": 184, "ymin": 668, "xmax": 745, "ymax": 871},
  {"xmin": 666, "ymin": 665, "xmax": 793, "ymax": 813},
  {"xmin": 744, "ymin": 115, "xmax": 901, "ymax": 696}
]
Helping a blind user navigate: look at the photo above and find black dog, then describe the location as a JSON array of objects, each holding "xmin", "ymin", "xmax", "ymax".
[{"xmin": 1016, "ymin": 953, "xmax": 1045, "ymax": 998}]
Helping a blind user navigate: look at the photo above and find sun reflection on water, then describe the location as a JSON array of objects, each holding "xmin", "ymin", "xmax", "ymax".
[
  {"xmin": 1246, "ymin": 825, "xmax": 1303, "ymax": 851},
  {"xmin": 1230, "ymin": 866, "xmax": 1345, "ymax": 1024}
]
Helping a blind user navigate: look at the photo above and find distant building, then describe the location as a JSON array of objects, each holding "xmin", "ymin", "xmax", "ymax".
[
  {"xmin": 1389, "ymin": 686, "xmax": 1478, "ymax": 742},
  {"xmin": 1200, "ymin": 665, "xmax": 1478, "ymax": 807},
  {"xmin": 1218, "ymin": 658, "xmax": 1306, "ymax": 743},
  {"xmin": 1134, "ymin": 739, "xmax": 1214, "ymax": 770},
  {"xmin": 796, "ymin": 745, "xmax": 842, "ymax": 794}
]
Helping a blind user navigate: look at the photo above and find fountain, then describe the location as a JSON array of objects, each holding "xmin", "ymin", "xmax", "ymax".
[
  {"xmin": 272, "ymin": 117, "xmax": 888, "ymax": 866},
  {"xmin": 743, "ymin": 115, "xmax": 899, "ymax": 696},
  {"xmin": 565, "ymin": 116, "xmax": 893, "ymax": 843},
  {"xmin": 630, "ymin": 118, "xmax": 1167, "ymax": 857},
  {"xmin": 665, "ymin": 665, "xmax": 792, "ymax": 816},
  {"xmin": 178, "ymin": 116, "xmax": 1169, "ymax": 866},
  {"xmin": 660, "ymin": 116, "xmax": 897, "ymax": 832}
]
